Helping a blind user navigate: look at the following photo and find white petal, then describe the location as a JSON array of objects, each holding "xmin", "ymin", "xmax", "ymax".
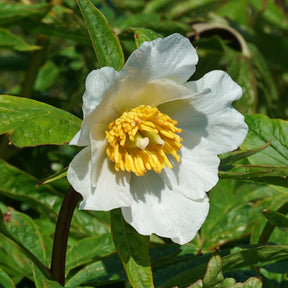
[
  {"xmin": 67, "ymin": 146, "xmax": 132, "ymax": 211},
  {"xmin": 113, "ymin": 78, "xmax": 193, "ymax": 112},
  {"xmin": 122, "ymin": 172, "xmax": 209, "ymax": 244},
  {"xmin": 69, "ymin": 129, "xmax": 82, "ymax": 145},
  {"xmin": 89, "ymin": 124, "xmax": 112, "ymax": 187},
  {"xmin": 72, "ymin": 67, "xmax": 121, "ymax": 146},
  {"xmin": 125, "ymin": 33, "xmax": 198, "ymax": 84},
  {"xmin": 111, "ymin": 34, "xmax": 198, "ymax": 113},
  {"xmin": 83, "ymin": 67, "xmax": 120, "ymax": 117},
  {"xmin": 186, "ymin": 70, "xmax": 248, "ymax": 154},
  {"xmin": 160, "ymin": 70, "xmax": 248, "ymax": 154},
  {"xmin": 160, "ymin": 132, "xmax": 219, "ymax": 200}
]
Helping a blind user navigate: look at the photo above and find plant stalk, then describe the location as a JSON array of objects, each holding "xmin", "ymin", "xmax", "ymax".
[
  {"xmin": 20, "ymin": 35, "xmax": 50, "ymax": 98},
  {"xmin": 50, "ymin": 186, "xmax": 82, "ymax": 286}
]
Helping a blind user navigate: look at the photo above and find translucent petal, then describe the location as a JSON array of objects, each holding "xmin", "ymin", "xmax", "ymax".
[
  {"xmin": 113, "ymin": 78, "xmax": 192, "ymax": 113},
  {"xmin": 159, "ymin": 132, "xmax": 219, "ymax": 200},
  {"xmin": 161, "ymin": 70, "xmax": 248, "ymax": 154},
  {"xmin": 67, "ymin": 146, "xmax": 131, "ymax": 211},
  {"xmin": 112, "ymin": 34, "xmax": 199, "ymax": 112},
  {"xmin": 122, "ymin": 172, "xmax": 209, "ymax": 244},
  {"xmin": 83, "ymin": 67, "xmax": 120, "ymax": 117},
  {"xmin": 124, "ymin": 33, "xmax": 198, "ymax": 84}
]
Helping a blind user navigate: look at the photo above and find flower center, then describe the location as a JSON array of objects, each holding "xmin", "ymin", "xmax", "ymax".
[{"xmin": 105, "ymin": 105, "xmax": 182, "ymax": 176}]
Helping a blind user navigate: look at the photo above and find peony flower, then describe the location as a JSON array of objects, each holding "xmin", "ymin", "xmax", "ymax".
[{"xmin": 67, "ymin": 33, "xmax": 248, "ymax": 244}]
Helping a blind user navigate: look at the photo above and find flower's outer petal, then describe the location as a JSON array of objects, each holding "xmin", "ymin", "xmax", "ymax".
[
  {"xmin": 161, "ymin": 70, "xmax": 248, "ymax": 154},
  {"xmin": 67, "ymin": 146, "xmax": 132, "ymax": 211},
  {"xmin": 113, "ymin": 78, "xmax": 194, "ymax": 112},
  {"xmin": 69, "ymin": 129, "xmax": 83, "ymax": 146},
  {"xmin": 89, "ymin": 124, "xmax": 112, "ymax": 187},
  {"xmin": 83, "ymin": 67, "xmax": 120, "ymax": 117},
  {"xmin": 186, "ymin": 70, "xmax": 248, "ymax": 154},
  {"xmin": 112, "ymin": 34, "xmax": 198, "ymax": 112},
  {"xmin": 122, "ymin": 172, "xmax": 209, "ymax": 244},
  {"xmin": 125, "ymin": 33, "xmax": 198, "ymax": 83},
  {"xmin": 71, "ymin": 67, "xmax": 122, "ymax": 146},
  {"xmin": 160, "ymin": 132, "xmax": 219, "ymax": 200}
]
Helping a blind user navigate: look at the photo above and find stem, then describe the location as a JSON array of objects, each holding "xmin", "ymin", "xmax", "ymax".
[
  {"xmin": 50, "ymin": 187, "xmax": 82, "ymax": 286},
  {"xmin": 258, "ymin": 201, "xmax": 288, "ymax": 245},
  {"xmin": 20, "ymin": 35, "xmax": 50, "ymax": 98}
]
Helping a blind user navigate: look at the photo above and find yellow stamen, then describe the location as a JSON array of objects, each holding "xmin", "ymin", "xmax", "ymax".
[{"xmin": 105, "ymin": 105, "xmax": 182, "ymax": 176}]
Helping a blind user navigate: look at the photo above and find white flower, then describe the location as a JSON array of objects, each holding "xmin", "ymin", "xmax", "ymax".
[{"xmin": 67, "ymin": 33, "xmax": 248, "ymax": 244}]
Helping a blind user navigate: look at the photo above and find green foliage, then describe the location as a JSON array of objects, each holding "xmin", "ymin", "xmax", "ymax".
[
  {"xmin": 0, "ymin": 268, "xmax": 15, "ymax": 288},
  {"xmin": 0, "ymin": 28, "xmax": 40, "ymax": 51},
  {"xmin": 111, "ymin": 209, "xmax": 154, "ymax": 288},
  {"xmin": 263, "ymin": 209, "xmax": 288, "ymax": 229},
  {"xmin": 0, "ymin": 3, "xmax": 50, "ymax": 25},
  {"xmin": 1, "ymin": 0, "xmax": 288, "ymax": 288},
  {"xmin": 0, "ymin": 95, "xmax": 81, "ymax": 147},
  {"xmin": 242, "ymin": 114, "xmax": 288, "ymax": 166},
  {"xmin": 128, "ymin": 27, "xmax": 163, "ymax": 48},
  {"xmin": 65, "ymin": 234, "xmax": 115, "ymax": 274},
  {"xmin": 188, "ymin": 252, "xmax": 263, "ymax": 288},
  {"xmin": 0, "ymin": 159, "xmax": 61, "ymax": 219},
  {"xmin": 77, "ymin": 0, "xmax": 124, "ymax": 70},
  {"xmin": 219, "ymin": 114, "xmax": 288, "ymax": 188}
]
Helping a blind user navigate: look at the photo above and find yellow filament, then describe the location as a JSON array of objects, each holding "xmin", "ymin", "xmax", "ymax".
[{"xmin": 105, "ymin": 105, "xmax": 182, "ymax": 176}]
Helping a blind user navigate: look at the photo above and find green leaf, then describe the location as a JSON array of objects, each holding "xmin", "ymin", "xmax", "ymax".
[
  {"xmin": 249, "ymin": 44, "xmax": 279, "ymax": 114},
  {"xmin": 0, "ymin": 234, "xmax": 31, "ymax": 283},
  {"xmin": 36, "ymin": 279, "xmax": 64, "ymax": 288},
  {"xmin": 129, "ymin": 27, "xmax": 162, "ymax": 48},
  {"xmin": 202, "ymin": 252, "xmax": 224, "ymax": 288},
  {"xmin": 229, "ymin": 284, "xmax": 243, "ymax": 288},
  {"xmin": 262, "ymin": 209, "xmax": 288, "ymax": 229},
  {"xmin": 65, "ymin": 254, "xmax": 126, "ymax": 287},
  {"xmin": 0, "ymin": 28, "xmax": 40, "ymax": 51},
  {"xmin": 249, "ymin": 185, "xmax": 288, "ymax": 244},
  {"xmin": 116, "ymin": 13, "xmax": 161, "ymax": 30},
  {"xmin": 219, "ymin": 165, "xmax": 288, "ymax": 188},
  {"xmin": 41, "ymin": 167, "xmax": 68, "ymax": 185},
  {"xmin": 189, "ymin": 280, "xmax": 203, "ymax": 287},
  {"xmin": 0, "ymin": 3, "xmax": 50, "ymax": 24},
  {"xmin": 110, "ymin": 209, "xmax": 154, "ymax": 288},
  {"xmin": 2, "ymin": 210, "xmax": 47, "ymax": 264},
  {"xmin": 0, "ymin": 95, "xmax": 81, "ymax": 147},
  {"xmin": 65, "ymin": 234, "xmax": 115, "ymax": 275},
  {"xmin": 251, "ymin": 1, "xmax": 288, "ymax": 31},
  {"xmin": 241, "ymin": 114, "xmax": 288, "ymax": 166},
  {"xmin": 216, "ymin": 1, "xmax": 251, "ymax": 25},
  {"xmin": 71, "ymin": 209, "xmax": 110, "ymax": 237},
  {"xmin": 253, "ymin": 29, "xmax": 288, "ymax": 75},
  {"xmin": 169, "ymin": 0, "xmax": 223, "ymax": 19},
  {"xmin": 225, "ymin": 49, "xmax": 257, "ymax": 114},
  {"xmin": 77, "ymin": 0, "xmax": 124, "ymax": 71},
  {"xmin": 143, "ymin": 0, "xmax": 174, "ymax": 13},
  {"xmin": 223, "ymin": 278, "xmax": 237, "ymax": 287},
  {"xmin": 200, "ymin": 179, "xmax": 257, "ymax": 250},
  {"xmin": 222, "ymin": 245, "xmax": 288, "ymax": 272},
  {"xmin": 0, "ymin": 209, "xmax": 51, "ymax": 280},
  {"xmin": 243, "ymin": 277, "xmax": 262, "ymax": 288},
  {"xmin": 35, "ymin": 61, "xmax": 60, "ymax": 91},
  {"xmin": 219, "ymin": 142, "xmax": 270, "ymax": 171},
  {"xmin": 32, "ymin": 264, "xmax": 48, "ymax": 288},
  {"xmin": 0, "ymin": 159, "xmax": 62, "ymax": 218},
  {"xmin": 161, "ymin": 245, "xmax": 288, "ymax": 288},
  {"xmin": 34, "ymin": 266, "xmax": 95, "ymax": 288},
  {"xmin": 0, "ymin": 268, "xmax": 15, "ymax": 288},
  {"xmin": 116, "ymin": 13, "xmax": 189, "ymax": 34}
]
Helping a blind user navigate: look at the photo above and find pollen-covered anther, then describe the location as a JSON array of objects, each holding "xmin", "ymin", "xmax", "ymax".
[{"xmin": 105, "ymin": 105, "xmax": 182, "ymax": 176}]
